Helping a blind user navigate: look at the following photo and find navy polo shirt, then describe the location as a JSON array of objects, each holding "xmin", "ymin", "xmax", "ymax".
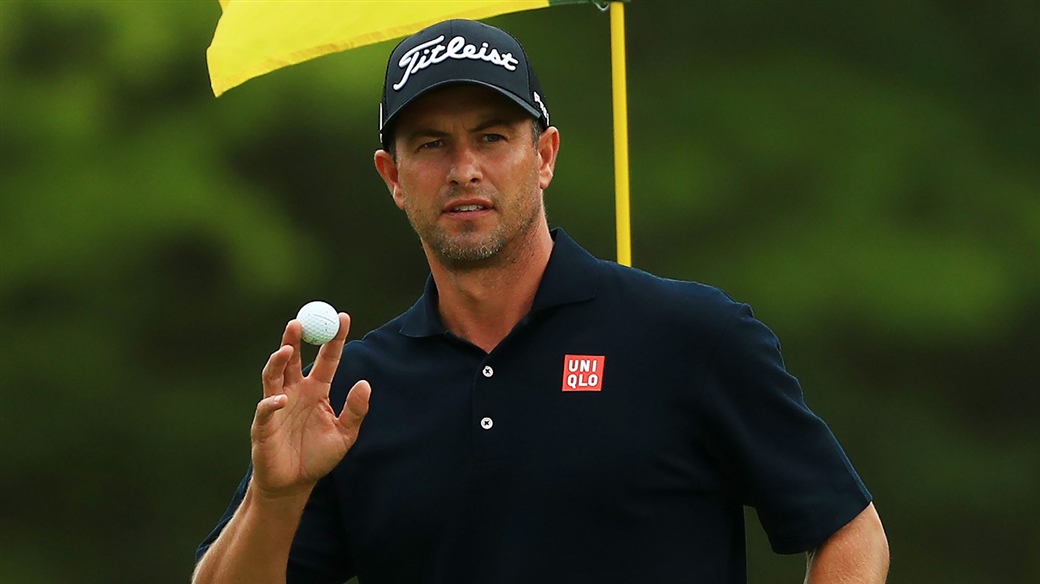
[{"xmin": 198, "ymin": 228, "xmax": 870, "ymax": 583}]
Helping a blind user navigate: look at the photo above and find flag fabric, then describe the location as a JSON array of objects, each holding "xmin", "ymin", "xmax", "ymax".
[{"xmin": 208, "ymin": 0, "xmax": 608, "ymax": 97}]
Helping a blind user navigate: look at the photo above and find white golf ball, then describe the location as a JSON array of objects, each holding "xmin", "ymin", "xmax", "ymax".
[{"xmin": 296, "ymin": 301, "xmax": 339, "ymax": 345}]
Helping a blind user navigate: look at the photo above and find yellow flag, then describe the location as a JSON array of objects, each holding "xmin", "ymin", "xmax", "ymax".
[{"xmin": 206, "ymin": 0, "xmax": 588, "ymax": 97}]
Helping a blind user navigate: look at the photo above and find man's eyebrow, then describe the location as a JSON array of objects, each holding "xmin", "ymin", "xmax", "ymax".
[
  {"xmin": 400, "ymin": 116, "xmax": 525, "ymax": 142},
  {"xmin": 400, "ymin": 127, "xmax": 449, "ymax": 141},
  {"xmin": 470, "ymin": 117, "xmax": 523, "ymax": 133}
]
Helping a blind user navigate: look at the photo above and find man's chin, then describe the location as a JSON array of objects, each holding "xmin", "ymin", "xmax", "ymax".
[{"xmin": 433, "ymin": 234, "xmax": 504, "ymax": 265}]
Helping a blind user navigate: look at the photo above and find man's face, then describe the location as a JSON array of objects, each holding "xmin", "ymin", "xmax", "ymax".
[{"xmin": 375, "ymin": 85, "xmax": 558, "ymax": 267}]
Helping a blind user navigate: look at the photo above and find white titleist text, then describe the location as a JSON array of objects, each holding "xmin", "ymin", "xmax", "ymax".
[{"xmin": 394, "ymin": 35, "xmax": 520, "ymax": 91}]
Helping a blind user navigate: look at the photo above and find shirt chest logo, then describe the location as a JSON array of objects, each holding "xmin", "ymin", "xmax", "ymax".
[{"xmin": 562, "ymin": 355, "xmax": 606, "ymax": 392}]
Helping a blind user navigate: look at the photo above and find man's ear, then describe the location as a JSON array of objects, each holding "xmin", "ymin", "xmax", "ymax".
[
  {"xmin": 537, "ymin": 127, "xmax": 560, "ymax": 191},
  {"xmin": 374, "ymin": 149, "xmax": 406, "ymax": 210}
]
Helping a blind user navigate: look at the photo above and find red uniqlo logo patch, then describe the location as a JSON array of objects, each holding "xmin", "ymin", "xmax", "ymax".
[{"xmin": 562, "ymin": 355, "xmax": 606, "ymax": 391}]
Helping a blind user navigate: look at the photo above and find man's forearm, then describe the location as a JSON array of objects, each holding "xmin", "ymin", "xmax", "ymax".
[
  {"xmin": 192, "ymin": 482, "xmax": 312, "ymax": 584},
  {"xmin": 805, "ymin": 503, "xmax": 889, "ymax": 584}
]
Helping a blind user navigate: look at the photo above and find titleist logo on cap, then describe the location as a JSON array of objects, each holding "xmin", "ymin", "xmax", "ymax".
[{"xmin": 393, "ymin": 35, "xmax": 520, "ymax": 91}]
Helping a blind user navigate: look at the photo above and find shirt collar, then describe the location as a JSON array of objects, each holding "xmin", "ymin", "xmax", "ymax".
[{"xmin": 398, "ymin": 228, "xmax": 601, "ymax": 338}]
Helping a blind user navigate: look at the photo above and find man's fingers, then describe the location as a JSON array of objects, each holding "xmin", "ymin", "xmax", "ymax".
[
  {"xmin": 261, "ymin": 345, "xmax": 293, "ymax": 399},
  {"xmin": 253, "ymin": 394, "xmax": 287, "ymax": 428},
  {"xmin": 310, "ymin": 313, "xmax": 351, "ymax": 385},
  {"xmin": 338, "ymin": 379, "xmax": 371, "ymax": 430},
  {"xmin": 282, "ymin": 320, "xmax": 305, "ymax": 386}
]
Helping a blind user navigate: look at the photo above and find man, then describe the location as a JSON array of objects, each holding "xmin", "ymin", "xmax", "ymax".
[{"xmin": 195, "ymin": 19, "xmax": 888, "ymax": 584}]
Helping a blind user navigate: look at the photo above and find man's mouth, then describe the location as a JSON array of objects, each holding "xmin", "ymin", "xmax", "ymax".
[{"xmin": 443, "ymin": 198, "xmax": 493, "ymax": 215}]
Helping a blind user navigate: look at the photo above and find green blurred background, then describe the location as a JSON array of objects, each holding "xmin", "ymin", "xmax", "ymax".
[{"xmin": 1, "ymin": 1, "xmax": 1038, "ymax": 582}]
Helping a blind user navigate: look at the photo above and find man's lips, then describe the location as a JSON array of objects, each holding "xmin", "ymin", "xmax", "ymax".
[{"xmin": 442, "ymin": 199, "xmax": 494, "ymax": 215}]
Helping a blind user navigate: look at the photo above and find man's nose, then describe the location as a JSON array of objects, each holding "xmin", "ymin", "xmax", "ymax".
[{"xmin": 448, "ymin": 145, "xmax": 482, "ymax": 186}]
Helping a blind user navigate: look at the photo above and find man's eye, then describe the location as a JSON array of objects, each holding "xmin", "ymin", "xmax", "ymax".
[
  {"xmin": 419, "ymin": 140, "xmax": 443, "ymax": 150},
  {"xmin": 483, "ymin": 134, "xmax": 504, "ymax": 143}
]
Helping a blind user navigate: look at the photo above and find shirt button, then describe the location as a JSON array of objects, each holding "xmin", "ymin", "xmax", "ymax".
[
  {"xmin": 482, "ymin": 366, "xmax": 494, "ymax": 378},
  {"xmin": 480, "ymin": 417, "xmax": 494, "ymax": 430}
]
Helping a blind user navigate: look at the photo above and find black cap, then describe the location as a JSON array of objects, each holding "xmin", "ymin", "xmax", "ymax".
[{"xmin": 379, "ymin": 19, "xmax": 549, "ymax": 148}]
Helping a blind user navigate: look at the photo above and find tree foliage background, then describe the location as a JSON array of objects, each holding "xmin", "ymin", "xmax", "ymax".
[{"xmin": 1, "ymin": 1, "xmax": 1037, "ymax": 583}]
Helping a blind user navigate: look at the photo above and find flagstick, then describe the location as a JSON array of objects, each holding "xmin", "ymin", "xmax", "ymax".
[{"xmin": 610, "ymin": 1, "xmax": 632, "ymax": 267}]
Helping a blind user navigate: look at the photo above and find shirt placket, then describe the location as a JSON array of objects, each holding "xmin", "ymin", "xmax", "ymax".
[{"xmin": 472, "ymin": 358, "xmax": 500, "ymax": 462}]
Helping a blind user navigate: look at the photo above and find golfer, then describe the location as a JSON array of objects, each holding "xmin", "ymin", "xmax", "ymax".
[{"xmin": 195, "ymin": 19, "xmax": 889, "ymax": 584}]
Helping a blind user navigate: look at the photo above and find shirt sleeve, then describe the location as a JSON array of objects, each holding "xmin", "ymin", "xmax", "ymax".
[
  {"xmin": 195, "ymin": 464, "xmax": 355, "ymax": 583},
  {"xmin": 698, "ymin": 303, "xmax": 871, "ymax": 554}
]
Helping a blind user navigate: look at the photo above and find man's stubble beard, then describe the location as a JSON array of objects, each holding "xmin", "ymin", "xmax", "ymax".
[{"xmin": 404, "ymin": 185, "xmax": 544, "ymax": 268}]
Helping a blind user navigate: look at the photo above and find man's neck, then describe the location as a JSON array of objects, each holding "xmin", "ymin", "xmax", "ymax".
[{"xmin": 426, "ymin": 226, "xmax": 554, "ymax": 354}]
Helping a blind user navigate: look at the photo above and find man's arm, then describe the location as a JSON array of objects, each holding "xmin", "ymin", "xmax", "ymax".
[
  {"xmin": 804, "ymin": 503, "xmax": 889, "ymax": 584},
  {"xmin": 193, "ymin": 315, "xmax": 370, "ymax": 584},
  {"xmin": 192, "ymin": 485, "xmax": 312, "ymax": 583}
]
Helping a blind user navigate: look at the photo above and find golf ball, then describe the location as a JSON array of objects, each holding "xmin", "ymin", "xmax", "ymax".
[{"xmin": 296, "ymin": 301, "xmax": 339, "ymax": 345}]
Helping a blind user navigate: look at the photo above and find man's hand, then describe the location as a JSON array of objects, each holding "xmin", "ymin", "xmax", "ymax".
[
  {"xmin": 251, "ymin": 313, "xmax": 371, "ymax": 500},
  {"xmin": 193, "ymin": 314, "xmax": 370, "ymax": 584}
]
